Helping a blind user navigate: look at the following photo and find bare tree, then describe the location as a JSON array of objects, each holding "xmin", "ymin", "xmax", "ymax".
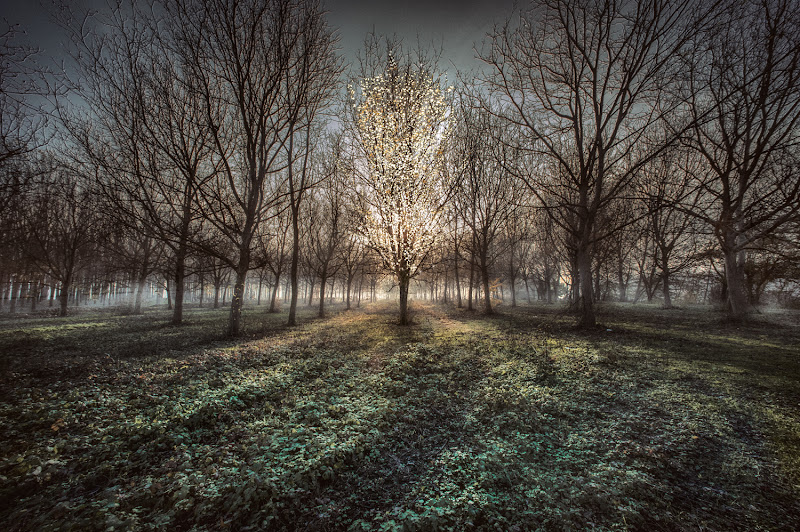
[
  {"xmin": 22, "ymin": 157, "xmax": 100, "ymax": 316},
  {"xmin": 638, "ymin": 147, "xmax": 703, "ymax": 308},
  {"xmin": 338, "ymin": 218, "xmax": 369, "ymax": 311},
  {"xmin": 453, "ymin": 97, "xmax": 521, "ymax": 314},
  {"xmin": 259, "ymin": 208, "xmax": 291, "ymax": 313},
  {"xmin": 282, "ymin": 10, "xmax": 343, "ymax": 326},
  {"xmin": 1, "ymin": 26, "xmax": 48, "ymax": 302},
  {"xmin": 306, "ymin": 166, "xmax": 345, "ymax": 318},
  {"xmin": 0, "ymin": 24, "xmax": 46, "ymax": 172},
  {"xmin": 55, "ymin": 0, "xmax": 218, "ymax": 323},
  {"xmin": 170, "ymin": 0, "xmax": 340, "ymax": 335},
  {"xmin": 481, "ymin": 0, "xmax": 700, "ymax": 327},
  {"xmin": 501, "ymin": 207, "xmax": 533, "ymax": 308},
  {"xmin": 682, "ymin": 0, "xmax": 800, "ymax": 319}
]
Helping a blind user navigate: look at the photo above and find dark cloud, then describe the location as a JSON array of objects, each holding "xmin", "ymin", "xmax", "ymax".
[{"xmin": 0, "ymin": 0, "xmax": 513, "ymax": 76}]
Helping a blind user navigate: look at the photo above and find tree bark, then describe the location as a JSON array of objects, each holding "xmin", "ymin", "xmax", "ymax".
[
  {"xmin": 618, "ymin": 265, "xmax": 628, "ymax": 303},
  {"xmin": 134, "ymin": 276, "xmax": 147, "ymax": 314},
  {"xmin": 288, "ymin": 205, "xmax": 301, "ymax": 326},
  {"xmin": 398, "ymin": 271, "xmax": 410, "ymax": 325},
  {"xmin": 661, "ymin": 247, "xmax": 673, "ymax": 309},
  {"xmin": 481, "ymin": 258, "xmax": 493, "ymax": 315},
  {"xmin": 172, "ymin": 246, "xmax": 187, "ymax": 325},
  {"xmin": 228, "ymin": 248, "xmax": 250, "ymax": 336},
  {"xmin": 467, "ymin": 253, "xmax": 475, "ymax": 311},
  {"xmin": 59, "ymin": 280, "xmax": 70, "ymax": 317},
  {"xmin": 318, "ymin": 269, "xmax": 327, "ymax": 318},
  {"xmin": 524, "ymin": 276, "xmax": 532, "ymax": 304},
  {"xmin": 569, "ymin": 251, "xmax": 580, "ymax": 310},
  {"xmin": 269, "ymin": 273, "xmax": 280, "ymax": 313},
  {"xmin": 30, "ymin": 280, "xmax": 39, "ymax": 312},
  {"xmin": 577, "ymin": 245, "xmax": 595, "ymax": 328},
  {"xmin": 724, "ymin": 246, "xmax": 748, "ymax": 320},
  {"xmin": 454, "ymin": 258, "xmax": 462, "ymax": 308},
  {"xmin": 9, "ymin": 277, "xmax": 17, "ymax": 314},
  {"xmin": 662, "ymin": 270, "xmax": 673, "ymax": 309},
  {"xmin": 307, "ymin": 277, "xmax": 316, "ymax": 307}
]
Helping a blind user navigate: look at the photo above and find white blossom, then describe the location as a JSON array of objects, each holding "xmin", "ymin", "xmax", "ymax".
[{"xmin": 353, "ymin": 58, "xmax": 452, "ymax": 280}]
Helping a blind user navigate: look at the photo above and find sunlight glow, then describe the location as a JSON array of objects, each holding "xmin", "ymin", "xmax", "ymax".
[{"xmin": 353, "ymin": 58, "xmax": 452, "ymax": 277}]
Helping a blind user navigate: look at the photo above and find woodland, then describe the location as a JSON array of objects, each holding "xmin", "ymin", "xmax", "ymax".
[{"xmin": 1, "ymin": 0, "xmax": 800, "ymax": 530}]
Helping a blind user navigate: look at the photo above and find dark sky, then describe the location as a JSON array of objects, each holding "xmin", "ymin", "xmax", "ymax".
[{"xmin": 1, "ymin": 0, "xmax": 515, "ymax": 77}]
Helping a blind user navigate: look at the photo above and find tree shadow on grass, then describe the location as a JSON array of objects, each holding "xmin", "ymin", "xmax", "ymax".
[
  {"xmin": 0, "ymin": 306, "xmax": 337, "ymax": 395},
  {"xmin": 4, "ymin": 302, "xmax": 800, "ymax": 530},
  {"xmin": 283, "ymin": 303, "xmax": 800, "ymax": 530},
  {"xmin": 288, "ymin": 339, "xmax": 491, "ymax": 530}
]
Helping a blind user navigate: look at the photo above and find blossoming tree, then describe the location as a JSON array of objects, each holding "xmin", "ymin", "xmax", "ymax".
[{"xmin": 352, "ymin": 55, "xmax": 451, "ymax": 325}]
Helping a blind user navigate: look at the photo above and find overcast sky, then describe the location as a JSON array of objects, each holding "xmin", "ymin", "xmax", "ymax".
[{"xmin": 1, "ymin": 0, "xmax": 515, "ymax": 78}]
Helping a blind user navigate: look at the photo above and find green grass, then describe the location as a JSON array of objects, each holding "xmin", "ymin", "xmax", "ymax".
[{"xmin": 1, "ymin": 301, "xmax": 798, "ymax": 530}]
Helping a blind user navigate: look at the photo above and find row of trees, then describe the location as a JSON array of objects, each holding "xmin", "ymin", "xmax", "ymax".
[{"xmin": 2, "ymin": 0, "xmax": 799, "ymax": 331}]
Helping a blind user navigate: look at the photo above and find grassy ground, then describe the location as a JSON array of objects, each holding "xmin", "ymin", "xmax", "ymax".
[{"xmin": 1, "ymin": 301, "xmax": 799, "ymax": 530}]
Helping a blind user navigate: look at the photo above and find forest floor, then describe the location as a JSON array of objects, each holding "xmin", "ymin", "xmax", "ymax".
[{"xmin": 1, "ymin": 301, "xmax": 799, "ymax": 531}]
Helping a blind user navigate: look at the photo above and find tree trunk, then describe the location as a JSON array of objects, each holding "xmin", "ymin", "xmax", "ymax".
[
  {"xmin": 577, "ymin": 245, "xmax": 596, "ymax": 328},
  {"xmin": 618, "ymin": 264, "xmax": 628, "ymax": 303},
  {"xmin": 308, "ymin": 277, "xmax": 316, "ymax": 307},
  {"xmin": 467, "ymin": 254, "xmax": 475, "ymax": 311},
  {"xmin": 172, "ymin": 246, "xmax": 187, "ymax": 325},
  {"xmin": 30, "ymin": 280, "xmax": 39, "ymax": 312},
  {"xmin": 546, "ymin": 268, "xmax": 554, "ymax": 303},
  {"xmin": 481, "ymin": 262, "xmax": 493, "ymax": 315},
  {"xmin": 318, "ymin": 270, "xmax": 327, "ymax": 318},
  {"xmin": 134, "ymin": 275, "xmax": 147, "ymax": 314},
  {"xmin": 454, "ymin": 258, "xmax": 462, "ymax": 308},
  {"xmin": 646, "ymin": 277, "xmax": 656, "ymax": 303},
  {"xmin": 346, "ymin": 275, "xmax": 352, "ymax": 310},
  {"xmin": 398, "ymin": 271, "xmax": 410, "ymax": 326},
  {"xmin": 9, "ymin": 277, "xmax": 17, "ymax": 314},
  {"xmin": 661, "ymin": 246, "xmax": 673, "ymax": 310},
  {"xmin": 569, "ymin": 252, "xmax": 580, "ymax": 309},
  {"xmin": 662, "ymin": 270, "xmax": 673, "ymax": 309},
  {"xmin": 214, "ymin": 283, "xmax": 220, "ymax": 308},
  {"xmin": 724, "ymin": 245, "xmax": 748, "ymax": 320},
  {"xmin": 593, "ymin": 263, "xmax": 602, "ymax": 303},
  {"xmin": 269, "ymin": 273, "xmax": 280, "ymax": 313},
  {"xmin": 288, "ymin": 206, "xmax": 301, "ymax": 326},
  {"xmin": 524, "ymin": 276, "xmax": 532, "ymax": 304},
  {"xmin": 228, "ymin": 261, "xmax": 249, "ymax": 336},
  {"xmin": 0, "ymin": 273, "xmax": 6, "ymax": 312},
  {"xmin": 59, "ymin": 280, "xmax": 70, "ymax": 317}
]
